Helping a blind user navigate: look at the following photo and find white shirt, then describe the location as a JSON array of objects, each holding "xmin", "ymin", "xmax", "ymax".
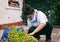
[{"xmin": 27, "ymin": 9, "xmax": 48, "ymax": 27}]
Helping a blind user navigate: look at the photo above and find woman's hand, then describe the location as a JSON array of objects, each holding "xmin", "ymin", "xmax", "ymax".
[
  {"xmin": 29, "ymin": 32, "xmax": 35, "ymax": 35},
  {"xmin": 25, "ymin": 29, "xmax": 28, "ymax": 34}
]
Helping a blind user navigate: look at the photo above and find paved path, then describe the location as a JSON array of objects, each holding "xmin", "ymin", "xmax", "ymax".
[
  {"xmin": 51, "ymin": 28, "xmax": 60, "ymax": 42},
  {"xmin": 0, "ymin": 28, "xmax": 60, "ymax": 42},
  {"xmin": 39, "ymin": 28, "xmax": 60, "ymax": 42},
  {"xmin": 0, "ymin": 30, "xmax": 4, "ymax": 40}
]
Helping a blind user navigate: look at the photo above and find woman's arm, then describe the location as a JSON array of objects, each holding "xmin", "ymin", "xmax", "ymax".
[{"xmin": 30, "ymin": 23, "xmax": 46, "ymax": 35}]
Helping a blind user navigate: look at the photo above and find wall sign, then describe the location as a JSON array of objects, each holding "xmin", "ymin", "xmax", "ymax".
[{"xmin": 6, "ymin": 0, "xmax": 23, "ymax": 10}]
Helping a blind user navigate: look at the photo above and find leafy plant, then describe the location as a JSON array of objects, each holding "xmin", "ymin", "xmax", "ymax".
[{"xmin": 8, "ymin": 29, "xmax": 38, "ymax": 42}]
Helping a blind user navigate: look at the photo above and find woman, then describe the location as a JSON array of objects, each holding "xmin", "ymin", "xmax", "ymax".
[{"xmin": 22, "ymin": 5, "xmax": 53, "ymax": 42}]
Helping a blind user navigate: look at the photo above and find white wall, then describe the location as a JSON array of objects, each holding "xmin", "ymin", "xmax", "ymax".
[{"xmin": 0, "ymin": 0, "xmax": 23, "ymax": 24}]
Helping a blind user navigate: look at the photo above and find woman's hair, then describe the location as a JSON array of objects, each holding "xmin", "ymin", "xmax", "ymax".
[{"xmin": 23, "ymin": 4, "xmax": 34, "ymax": 16}]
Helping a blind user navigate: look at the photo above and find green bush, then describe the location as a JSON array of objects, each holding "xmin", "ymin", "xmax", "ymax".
[{"xmin": 8, "ymin": 29, "xmax": 38, "ymax": 42}]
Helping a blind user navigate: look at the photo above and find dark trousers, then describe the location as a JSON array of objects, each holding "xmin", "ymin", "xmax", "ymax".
[{"xmin": 28, "ymin": 22, "xmax": 53, "ymax": 41}]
